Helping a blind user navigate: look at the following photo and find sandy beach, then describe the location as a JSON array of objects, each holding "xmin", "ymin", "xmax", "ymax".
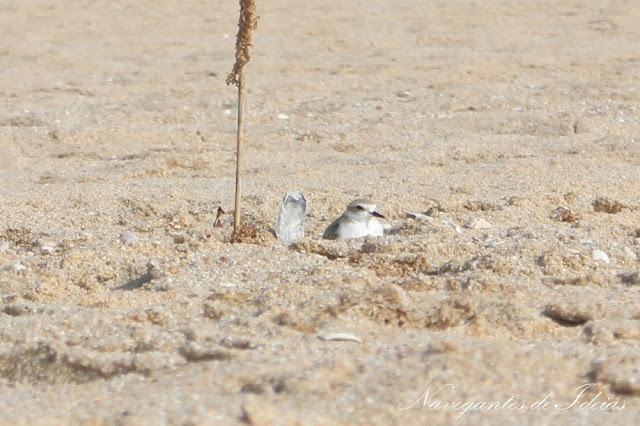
[{"xmin": 1, "ymin": 0, "xmax": 639, "ymax": 424}]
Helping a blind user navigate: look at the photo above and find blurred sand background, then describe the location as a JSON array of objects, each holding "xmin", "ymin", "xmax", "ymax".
[{"xmin": 1, "ymin": 0, "xmax": 640, "ymax": 424}]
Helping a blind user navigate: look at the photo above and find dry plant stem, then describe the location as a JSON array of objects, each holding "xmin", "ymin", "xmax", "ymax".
[
  {"xmin": 227, "ymin": 0, "xmax": 258, "ymax": 236},
  {"xmin": 234, "ymin": 68, "xmax": 246, "ymax": 233}
]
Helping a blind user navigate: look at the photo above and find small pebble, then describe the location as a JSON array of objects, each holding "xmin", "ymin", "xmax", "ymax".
[
  {"xmin": 119, "ymin": 232, "xmax": 138, "ymax": 246},
  {"xmin": 550, "ymin": 206, "xmax": 578, "ymax": 222},
  {"xmin": 277, "ymin": 113, "xmax": 289, "ymax": 120},
  {"xmin": 172, "ymin": 233, "xmax": 186, "ymax": 244},
  {"xmin": 2, "ymin": 264, "xmax": 26, "ymax": 272},
  {"xmin": 360, "ymin": 241, "xmax": 379, "ymax": 254},
  {"xmin": 592, "ymin": 249, "xmax": 610, "ymax": 264},
  {"xmin": 219, "ymin": 336, "xmax": 256, "ymax": 350},
  {"xmin": 623, "ymin": 247, "xmax": 637, "ymax": 259},
  {"xmin": 544, "ymin": 301, "xmax": 594, "ymax": 325},
  {"xmin": 78, "ymin": 231, "xmax": 92, "ymax": 241},
  {"xmin": 179, "ymin": 343, "xmax": 232, "ymax": 362},
  {"xmin": 592, "ymin": 197, "xmax": 624, "ymax": 214},
  {"xmin": 3, "ymin": 304, "xmax": 31, "ymax": 316},
  {"xmin": 2, "ymin": 295, "xmax": 16, "ymax": 303},
  {"xmin": 35, "ymin": 238, "xmax": 55, "ymax": 248}
]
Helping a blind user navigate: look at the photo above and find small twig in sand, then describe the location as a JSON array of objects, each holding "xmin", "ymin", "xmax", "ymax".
[{"xmin": 287, "ymin": 96, "xmax": 327, "ymax": 105}]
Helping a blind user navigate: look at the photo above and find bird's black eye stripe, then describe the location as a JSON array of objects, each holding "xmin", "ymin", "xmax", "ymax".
[{"xmin": 356, "ymin": 205, "xmax": 365, "ymax": 210}]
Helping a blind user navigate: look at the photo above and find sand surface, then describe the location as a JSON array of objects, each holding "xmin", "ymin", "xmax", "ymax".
[{"xmin": 1, "ymin": 0, "xmax": 640, "ymax": 424}]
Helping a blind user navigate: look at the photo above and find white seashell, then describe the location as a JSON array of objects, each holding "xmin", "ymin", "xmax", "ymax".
[
  {"xmin": 484, "ymin": 238, "xmax": 506, "ymax": 248},
  {"xmin": 592, "ymin": 249, "xmax": 610, "ymax": 264},
  {"xmin": 464, "ymin": 218, "xmax": 491, "ymax": 229},
  {"xmin": 39, "ymin": 246, "xmax": 55, "ymax": 254},
  {"xmin": 406, "ymin": 212, "xmax": 434, "ymax": 222},
  {"xmin": 318, "ymin": 332, "xmax": 362, "ymax": 343},
  {"xmin": 277, "ymin": 113, "xmax": 289, "ymax": 120},
  {"xmin": 443, "ymin": 220, "xmax": 463, "ymax": 234}
]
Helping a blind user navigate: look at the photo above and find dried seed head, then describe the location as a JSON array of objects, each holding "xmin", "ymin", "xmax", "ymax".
[{"xmin": 226, "ymin": 0, "xmax": 259, "ymax": 87}]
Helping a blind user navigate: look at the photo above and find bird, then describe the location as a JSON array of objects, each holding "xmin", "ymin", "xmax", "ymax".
[{"xmin": 323, "ymin": 199, "xmax": 385, "ymax": 240}]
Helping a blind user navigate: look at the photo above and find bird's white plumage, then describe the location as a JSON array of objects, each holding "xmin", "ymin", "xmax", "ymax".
[{"xmin": 323, "ymin": 199, "xmax": 385, "ymax": 240}]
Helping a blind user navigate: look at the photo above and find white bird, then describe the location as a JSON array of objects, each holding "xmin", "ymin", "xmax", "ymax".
[{"xmin": 323, "ymin": 199, "xmax": 385, "ymax": 240}]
